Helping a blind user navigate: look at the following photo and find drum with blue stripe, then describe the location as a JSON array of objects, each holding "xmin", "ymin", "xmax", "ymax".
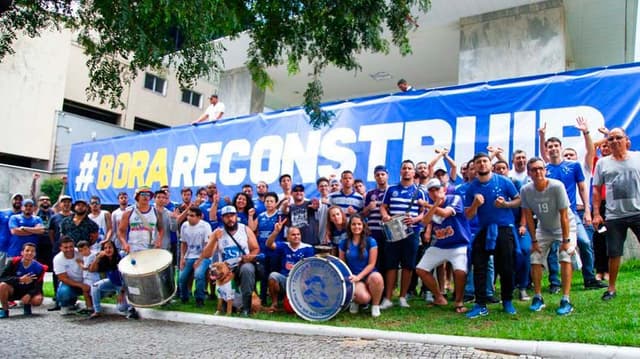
[{"xmin": 286, "ymin": 255, "xmax": 354, "ymax": 321}]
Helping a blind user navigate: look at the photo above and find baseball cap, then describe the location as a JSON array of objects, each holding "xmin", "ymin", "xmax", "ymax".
[
  {"xmin": 374, "ymin": 165, "xmax": 388, "ymax": 174},
  {"xmin": 221, "ymin": 205, "xmax": 237, "ymax": 216},
  {"xmin": 426, "ymin": 178, "xmax": 443, "ymax": 191},
  {"xmin": 434, "ymin": 167, "xmax": 448, "ymax": 175},
  {"xmin": 329, "ymin": 179, "xmax": 339, "ymax": 185},
  {"xmin": 135, "ymin": 186, "xmax": 154, "ymax": 199},
  {"xmin": 10, "ymin": 193, "xmax": 23, "ymax": 201},
  {"xmin": 23, "ymin": 199, "xmax": 35, "ymax": 206},
  {"xmin": 292, "ymin": 184, "xmax": 305, "ymax": 192},
  {"xmin": 73, "ymin": 198, "xmax": 88, "ymax": 206},
  {"xmin": 59, "ymin": 195, "xmax": 72, "ymax": 202}
]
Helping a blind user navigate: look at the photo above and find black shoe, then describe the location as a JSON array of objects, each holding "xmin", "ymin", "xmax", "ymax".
[
  {"xmin": 47, "ymin": 304, "xmax": 61, "ymax": 312},
  {"xmin": 126, "ymin": 308, "xmax": 139, "ymax": 320},
  {"xmin": 549, "ymin": 285, "xmax": 561, "ymax": 294},
  {"xmin": 463, "ymin": 294, "xmax": 475, "ymax": 303},
  {"xmin": 487, "ymin": 296, "xmax": 501, "ymax": 304},
  {"xmin": 601, "ymin": 290, "xmax": 616, "ymax": 301},
  {"xmin": 585, "ymin": 279, "xmax": 608, "ymax": 290},
  {"xmin": 195, "ymin": 300, "xmax": 204, "ymax": 308}
]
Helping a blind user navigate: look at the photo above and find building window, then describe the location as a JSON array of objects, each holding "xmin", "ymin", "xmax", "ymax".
[
  {"xmin": 181, "ymin": 89, "xmax": 202, "ymax": 107},
  {"xmin": 144, "ymin": 73, "xmax": 166, "ymax": 95}
]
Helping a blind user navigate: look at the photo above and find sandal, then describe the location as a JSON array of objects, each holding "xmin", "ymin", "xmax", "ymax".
[
  {"xmin": 88, "ymin": 312, "xmax": 102, "ymax": 320},
  {"xmin": 455, "ymin": 305, "xmax": 468, "ymax": 313}
]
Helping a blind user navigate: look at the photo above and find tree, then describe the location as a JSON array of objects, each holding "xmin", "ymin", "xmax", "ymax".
[
  {"xmin": 1, "ymin": 0, "xmax": 430, "ymax": 128},
  {"xmin": 40, "ymin": 177, "xmax": 63, "ymax": 202}
]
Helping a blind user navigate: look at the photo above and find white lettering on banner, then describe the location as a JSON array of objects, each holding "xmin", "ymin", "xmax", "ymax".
[
  {"xmin": 454, "ymin": 116, "xmax": 477, "ymax": 169},
  {"xmin": 513, "ymin": 111, "xmax": 536, "ymax": 158},
  {"xmin": 403, "ymin": 120, "xmax": 453, "ymax": 165},
  {"xmin": 317, "ymin": 127, "xmax": 357, "ymax": 178},
  {"xmin": 219, "ymin": 139, "xmax": 250, "ymax": 185},
  {"xmin": 540, "ymin": 106, "xmax": 605, "ymax": 160},
  {"xmin": 250, "ymin": 136, "xmax": 283, "ymax": 184},
  {"xmin": 359, "ymin": 123, "xmax": 404, "ymax": 182},
  {"xmin": 194, "ymin": 142, "xmax": 222, "ymax": 185},
  {"xmin": 157, "ymin": 105, "xmax": 605, "ymax": 189},
  {"xmin": 171, "ymin": 145, "xmax": 198, "ymax": 187},
  {"xmin": 282, "ymin": 131, "xmax": 322, "ymax": 183},
  {"xmin": 488, "ymin": 113, "xmax": 511, "ymax": 155}
]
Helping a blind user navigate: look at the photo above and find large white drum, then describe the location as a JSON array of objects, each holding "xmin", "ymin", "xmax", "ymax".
[
  {"xmin": 383, "ymin": 214, "xmax": 414, "ymax": 242},
  {"xmin": 118, "ymin": 249, "xmax": 176, "ymax": 307},
  {"xmin": 286, "ymin": 255, "xmax": 354, "ymax": 322}
]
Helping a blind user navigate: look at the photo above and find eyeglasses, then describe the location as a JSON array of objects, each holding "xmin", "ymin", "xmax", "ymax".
[
  {"xmin": 138, "ymin": 192, "xmax": 152, "ymax": 197},
  {"xmin": 90, "ymin": 202, "xmax": 100, "ymax": 205},
  {"xmin": 607, "ymin": 135, "xmax": 625, "ymax": 142}
]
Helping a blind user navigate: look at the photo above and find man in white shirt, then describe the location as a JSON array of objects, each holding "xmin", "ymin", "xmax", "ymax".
[
  {"xmin": 193, "ymin": 94, "xmax": 225, "ymax": 124},
  {"xmin": 53, "ymin": 236, "xmax": 91, "ymax": 314}
]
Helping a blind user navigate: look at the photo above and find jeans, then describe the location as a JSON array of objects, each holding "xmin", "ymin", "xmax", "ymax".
[
  {"xmin": 464, "ymin": 256, "xmax": 495, "ymax": 297},
  {"xmin": 515, "ymin": 230, "xmax": 532, "ymax": 290},
  {"xmin": 56, "ymin": 283, "xmax": 82, "ymax": 307},
  {"xmin": 91, "ymin": 278, "xmax": 129, "ymax": 313},
  {"xmin": 472, "ymin": 227, "xmax": 515, "ymax": 305},
  {"xmin": 548, "ymin": 210, "xmax": 596, "ymax": 285},
  {"xmin": 179, "ymin": 258, "xmax": 211, "ymax": 301}
]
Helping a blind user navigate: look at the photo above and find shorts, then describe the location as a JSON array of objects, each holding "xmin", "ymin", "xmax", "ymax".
[
  {"xmin": 10, "ymin": 286, "xmax": 42, "ymax": 301},
  {"xmin": 416, "ymin": 246, "xmax": 467, "ymax": 273},
  {"xmin": 268, "ymin": 272, "xmax": 287, "ymax": 291},
  {"xmin": 530, "ymin": 229, "xmax": 576, "ymax": 267},
  {"xmin": 605, "ymin": 213, "xmax": 640, "ymax": 257},
  {"xmin": 384, "ymin": 232, "xmax": 419, "ymax": 270},
  {"xmin": 0, "ymin": 252, "xmax": 8, "ymax": 273}
]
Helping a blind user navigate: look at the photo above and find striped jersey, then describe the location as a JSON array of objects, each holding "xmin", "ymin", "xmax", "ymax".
[
  {"xmin": 382, "ymin": 183, "xmax": 426, "ymax": 229},
  {"xmin": 364, "ymin": 187, "xmax": 387, "ymax": 232},
  {"xmin": 329, "ymin": 190, "xmax": 364, "ymax": 213}
]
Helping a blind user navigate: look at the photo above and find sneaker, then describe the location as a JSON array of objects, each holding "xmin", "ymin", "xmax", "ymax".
[
  {"xmin": 463, "ymin": 294, "xmax": 475, "ymax": 303},
  {"xmin": 0, "ymin": 309, "xmax": 8, "ymax": 319},
  {"xmin": 585, "ymin": 279, "xmax": 608, "ymax": 290},
  {"xmin": 519, "ymin": 289, "xmax": 531, "ymax": 301},
  {"xmin": 349, "ymin": 302, "xmax": 359, "ymax": 314},
  {"xmin": 549, "ymin": 285, "xmax": 561, "ymax": 294},
  {"xmin": 8, "ymin": 301, "xmax": 17, "ymax": 308},
  {"xmin": 503, "ymin": 300, "xmax": 517, "ymax": 315},
  {"xmin": 425, "ymin": 291, "xmax": 434, "ymax": 304},
  {"xmin": 23, "ymin": 305, "xmax": 32, "ymax": 316},
  {"xmin": 380, "ymin": 298, "xmax": 394, "ymax": 310},
  {"xmin": 76, "ymin": 308, "xmax": 93, "ymax": 316},
  {"xmin": 241, "ymin": 310, "xmax": 250, "ymax": 317},
  {"xmin": 398, "ymin": 297, "xmax": 410, "ymax": 308},
  {"xmin": 60, "ymin": 306, "xmax": 74, "ymax": 316},
  {"xmin": 371, "ymin": 305, "xmax": 381, "ymax": 317},
  {"xmin": 126, "ymin": 308, "xmax": 139, "ymax": 320},
  {"xmin": 47, "ymin": 303, "xmax": 61, "ymax": 312},
  {"xmin": 487, "ymin": 296, "xmax": 501, "ymax": 304},
  {"xmin": 601, "ymin": 290, "xmax": 617, "ymax": 301},
  {"xmin": 556, "ymin": 299, "xmax": 573, "ymax": 316},
  {"xmin": 466, "ymin": 304, "xmax": 488, "ymax": 319},
  {"xmin": 529, "ymin": 296, "xmax": 546, "ymax": 312}
]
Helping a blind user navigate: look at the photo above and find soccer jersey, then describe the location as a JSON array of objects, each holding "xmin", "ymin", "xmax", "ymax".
[
  {"xmin": 427, "ymin": 195, "xmax": 471, "ymax": 249},
  {"xmin": 521, "ymin": 178, "xmax": 576, "ymax": 235},
  {"xmin": 365, "ymin": 188, "xmax": 387, "ymax": 233},
  {"xmin": 329, "ymin": 190, "xmax": 364, "ymax": 213},
  {"xmin": 463, "ymin": 174, "xmax": 519, "ymax": 228},
  {"xmin": 199, "ymin": 200, "xmax": 220, "ymax": 230},
  {"xmin": 0, "ymin": 209, "xmax": 21, "ymax": 252},
  {"xmin": 217, "ymin": 224, "xmax": 250, "ymax": 268},
  {"xmin": 274, "ymin": 241, "xmax": 314, "ymax": 276},
  {"xmin": 382, "ymin": 183, "xmax": 426, "ymax": 229},
  {"xmin": 180, "ymin": 220, "xmax": 212, "ymax": 259},
  {"xmin": 257, "ymin": 211, "xmax": 283, "ymax": 252},
  {"xmin": 127, "ymin": 206, "xmax": 159, "ymax": 253},
  {"xmin": 546, "ymin": 160, "xmax": 585, "ymax": 212},
  {"xmin": 339, "ymin": 236, "xmax": 377, "ymax": 275},
  {"xmin": 8, "ymin": 214, "xmax": 43, "ymax": 256}
]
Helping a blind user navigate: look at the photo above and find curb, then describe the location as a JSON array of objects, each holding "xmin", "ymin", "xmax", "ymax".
[{"xmin": 77, "ymin": 299, "xmax": 638, "ymax": 359}]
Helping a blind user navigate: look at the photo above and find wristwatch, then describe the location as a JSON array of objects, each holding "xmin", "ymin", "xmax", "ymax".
[{"xmin": 563, "ymin": 238, "xmax": 571, "ymax": 243}]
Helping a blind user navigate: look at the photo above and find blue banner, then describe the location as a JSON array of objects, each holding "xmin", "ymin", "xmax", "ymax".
[{"xmin": 68, "ymin": 64, "xmax": 640, "ymax": 204}]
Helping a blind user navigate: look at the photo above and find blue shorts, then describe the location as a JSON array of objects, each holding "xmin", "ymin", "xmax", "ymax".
[{"xmin": 384, "ymin": 232, "xmax": 419, "ymax": 270}]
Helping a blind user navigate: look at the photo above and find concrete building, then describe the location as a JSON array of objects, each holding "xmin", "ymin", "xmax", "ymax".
[{"xmin": 1, "ymin": 0, "xmax": 638, "ymax": 206}]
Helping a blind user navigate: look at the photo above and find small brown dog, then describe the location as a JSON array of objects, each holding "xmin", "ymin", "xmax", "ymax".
[{"xmin": 210, "ymin": 261, "xmax": 264, "ymax": 315}]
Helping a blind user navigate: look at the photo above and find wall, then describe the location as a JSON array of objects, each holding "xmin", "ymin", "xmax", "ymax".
[
  {"xmin": 0, "ymin": 30, "xmax": 71, "ymax": 160},
  {"xmin": 459, "ymin": 0, "xmax": 566, "ymax": 84},
  {"xmin": 218, "ymin": 67, "xmax": 265, "ymax": 118}
]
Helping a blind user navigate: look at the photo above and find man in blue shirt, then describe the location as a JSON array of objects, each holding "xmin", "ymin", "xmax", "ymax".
[
  {"xmin": 8, "ymin": 199, "xmax": 45, "ymax": 257},
  {"xmin": 0, "ymin": 193, "xmax": 23, "ymax": 273},
  {"xmin": 329, "ymin": 170, "xmax": 364, "ymax": 215},
  {"xmin": 543, "ymin": 136, "xmax": 605, "ymax": 290},
  {"xmin": 464, "ymin": 153, "xmax": 521, "ymax": 318}
]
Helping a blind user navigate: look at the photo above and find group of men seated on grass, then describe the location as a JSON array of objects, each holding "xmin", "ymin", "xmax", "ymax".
[{"xmin": 1, "ymin": 119, "xmax": 639, "ymax": 320}]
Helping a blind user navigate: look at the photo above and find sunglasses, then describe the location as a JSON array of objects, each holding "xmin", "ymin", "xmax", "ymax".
[
  {"xmin": 90, "ymin": 202, "xmax": 100, "ymax": 205},
  {"xmin": 138, "ymin": 192, "xmax": 152, "ymax": 197}
]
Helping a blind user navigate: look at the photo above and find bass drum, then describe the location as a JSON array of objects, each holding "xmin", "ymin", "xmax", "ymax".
[
  {"xmin": 118, "ymin": 249, "xmax": 176, "ymax": 307},
  {"xmin": 286, "ymin": 255, "xmax": 354, "ymax": 321}
]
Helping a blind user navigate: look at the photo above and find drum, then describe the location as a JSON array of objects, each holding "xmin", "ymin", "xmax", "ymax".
[
  {"xmin": 313, "ymin": 245, "xmax": 333, "ymax": 256},
  {"xmin": 383, "ymin": 214, "xmax": 414, "ymax": 242},
  {"xmin": 118, "ymin": 249, "xmax": 176, "ymax": 307},
  {"xmin": 286, "ymin": 255, "xmax": 354, "ymax": 321}
]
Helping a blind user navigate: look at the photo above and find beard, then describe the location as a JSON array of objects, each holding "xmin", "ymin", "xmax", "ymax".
[
  {"xmin": 41, "ymin": 204, "xmax": 51, "ymax": 210},
  {"xmin": 224, "ymin": 222, "xmax": 238, "ymax": 232},
  {"xmin": 477, "ymin": 170, "xmax": 491, "ymax": 176},
  {"xmin": 12, "ymin": 203, "xmax": 21, "ymax": 211},
  {"xmin": 75, "ymin": 209, "xmax": 87, "ymax": 216}
]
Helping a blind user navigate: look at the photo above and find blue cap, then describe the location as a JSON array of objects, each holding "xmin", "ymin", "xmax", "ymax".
[
  {"xmin": 374, "ymin": 165, "xmax": 388, "ymax": 174},
  {"xmin": 23, "ymin": 199, "xmax": 35, "ymax": 206}
]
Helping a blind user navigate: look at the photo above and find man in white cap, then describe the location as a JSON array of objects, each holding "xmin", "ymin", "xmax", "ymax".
[{"xmin": 196, "ymin": 205, "xmax": 260, "ymax": 316}]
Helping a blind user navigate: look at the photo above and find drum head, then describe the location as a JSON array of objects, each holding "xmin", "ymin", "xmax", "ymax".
[
  {"xmin": 118, "ymin": 249, "xmax": 173, "ymax": 276},
  {"xmin": 286, "ymin": 255, "xmax": 352, "ymax": 321}
]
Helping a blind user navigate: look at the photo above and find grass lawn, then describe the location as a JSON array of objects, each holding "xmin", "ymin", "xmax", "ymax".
[{"xmin": 43, "ymin": 259, "xmax": 640, "ymax": 347}]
